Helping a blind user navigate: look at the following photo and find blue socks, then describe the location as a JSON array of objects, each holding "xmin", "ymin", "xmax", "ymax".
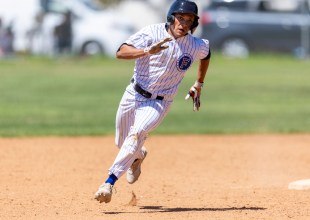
[{"xmin": 105, "ymin": 174, "xmax": 118, "ymax": 185}]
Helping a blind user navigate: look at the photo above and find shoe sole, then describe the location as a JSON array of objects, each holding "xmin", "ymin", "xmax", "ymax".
[
  {"xmin": 94, "ymin": 184, "xmax": 112, "ymax": 203},
  {"xmin": 95, "ymin": 193, "xmax": 111, "ymax": 203}
]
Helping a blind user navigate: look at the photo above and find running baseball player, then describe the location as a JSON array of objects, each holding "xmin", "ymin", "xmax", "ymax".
[{"xmin": 95, "ymin": 0, "xmax": 211, "ymax": 203}]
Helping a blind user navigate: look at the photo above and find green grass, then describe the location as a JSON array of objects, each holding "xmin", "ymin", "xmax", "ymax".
[{"xmin": 0, "ymin": 54, "xmax": 309, "ymax": 136}]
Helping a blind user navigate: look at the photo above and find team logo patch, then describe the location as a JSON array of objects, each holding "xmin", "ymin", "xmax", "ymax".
[{"xmin": 177, "ymin": 54, "xmax": 192, "ymax": 71}]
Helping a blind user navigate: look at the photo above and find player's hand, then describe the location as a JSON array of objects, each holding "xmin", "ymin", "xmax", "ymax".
[
  {"xmin": 185, "ymin": 81, "xmax": 204, "ymax": 112},
  {"xmin": 144, "ymin": 38, "xmax": 172, "ymax": 55}
]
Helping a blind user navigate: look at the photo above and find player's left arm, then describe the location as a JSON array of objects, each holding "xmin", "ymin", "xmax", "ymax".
[
  {"xmin": 185, "ymin": 50, "xmax": 211, "ymax": 111},
  {"xmin": 197, "ymin": 56, "xmax": 210, "ymax": 86}
]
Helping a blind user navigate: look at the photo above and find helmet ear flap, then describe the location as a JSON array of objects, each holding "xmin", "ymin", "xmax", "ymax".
[
  {"xmin": 167, "ymin": 14, "xmax": 175, "ymax": 25},
  {"xmin": 191, "ymin": 18, "xmax": 199, "ymax": 33},
  {"xmin": 190, "ymin": 27, "xmax": 197, "ymax": 34}
]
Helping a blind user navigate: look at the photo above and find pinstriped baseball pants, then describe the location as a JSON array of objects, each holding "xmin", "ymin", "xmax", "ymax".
[{"xmin": 108, "ymin": 84, "xmax": 172, "ymax": 178}]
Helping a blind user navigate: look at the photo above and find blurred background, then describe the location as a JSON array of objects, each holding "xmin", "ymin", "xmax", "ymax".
[
  {"xmin": 0, "ymin": 0, "xmax": 203, "ymax": 58},
  {"xmin": 0, "ymin": 0, "xmax": 309, "ymax": 59}
]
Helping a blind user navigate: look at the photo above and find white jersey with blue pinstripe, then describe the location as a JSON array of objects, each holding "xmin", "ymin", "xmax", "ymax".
[{"xmin": 125, "ymin": 23, "xmax": 209, "ymax": 99}]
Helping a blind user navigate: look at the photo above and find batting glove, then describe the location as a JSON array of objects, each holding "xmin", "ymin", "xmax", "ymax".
[
  {"xmin": 144, "ymin": 37, "xmax": 172, "ymax": 55},
  {"xmin": 185, "ymin": 81, "xmax": 204, "ymax": 112}
]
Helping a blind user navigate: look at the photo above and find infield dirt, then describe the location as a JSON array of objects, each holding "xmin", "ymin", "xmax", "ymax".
[{"xmin": 1, "ymin": 134, "xmax": 310, "ymax": 220}]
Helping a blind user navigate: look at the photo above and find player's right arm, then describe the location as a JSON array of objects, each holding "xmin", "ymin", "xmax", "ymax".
[
  {"xmin": 116, "ymin": 44, "xmax": 146, "ymax": 60},
  {"xmin": 116, "ymin": 38, "xmax": 172, "ymax": 60}
]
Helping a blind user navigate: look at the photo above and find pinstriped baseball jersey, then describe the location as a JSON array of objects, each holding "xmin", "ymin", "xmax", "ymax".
[{"xmin": 125, "ymin": 23, "xmax": 210, "ymax": 99}]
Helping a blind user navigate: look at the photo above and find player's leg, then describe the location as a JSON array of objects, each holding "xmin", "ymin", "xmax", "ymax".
[
  {"xmin": 95, "ymin": 87, "xmax": 135, "ymax": 203},
  {"xmin": 126, "ymin": 99, "xmax": 172, "ymax": 183},
  {"xmin": 133, "ymin": 99, "xmax": 172, "ymax": 138},
  {"xmin": 95, "ymin": 97, "xmax": 172, "ymax": 203},
  {"xmin": 113, "ymin": 86, "xmax": 148, "ymax": 180},
  {"xmin": 115, "ymin": 87, "xmax": 136, "ymax": 148},
  {"xmin": 111, "ymin": 99, "xmax": 172, "ymax": 182}
]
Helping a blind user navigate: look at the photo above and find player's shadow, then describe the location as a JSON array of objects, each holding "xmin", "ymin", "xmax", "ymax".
[
  {"xmin": 104, "ymin": 205, "xmax": 266, "ymax": 214},
  {"xmin": 139, "ymin": 205, "xmax": 266, "ymax": 213}
]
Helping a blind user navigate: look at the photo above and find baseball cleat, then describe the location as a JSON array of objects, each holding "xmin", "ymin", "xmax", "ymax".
[
  {"xmin": 127, "ymin": 146, "xmax": 147, "ymax": 184},
  {"xmin": 94, "ymin": 183, "xmax": 113, "ymax": 203}
]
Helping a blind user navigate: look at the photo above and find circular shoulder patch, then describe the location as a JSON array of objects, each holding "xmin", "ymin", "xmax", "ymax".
[{"xmin": 177, "ymin": 54, "xmax": 193, "ymax": 71}]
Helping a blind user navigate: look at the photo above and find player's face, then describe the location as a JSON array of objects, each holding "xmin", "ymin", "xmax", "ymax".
[{"xmin": 170, "ymin": 13, "xmax": 195, "ymax": 38}]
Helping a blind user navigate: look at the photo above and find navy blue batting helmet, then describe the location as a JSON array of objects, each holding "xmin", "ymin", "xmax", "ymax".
[{"xmin": 167, "ymin": 0, "xmax": 199, "ymax": 32}]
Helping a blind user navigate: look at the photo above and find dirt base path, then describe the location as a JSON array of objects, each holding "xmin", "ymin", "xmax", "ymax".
[{"xmin": 1, "ymin": 134, "xmax": 310, "ymax": 220}]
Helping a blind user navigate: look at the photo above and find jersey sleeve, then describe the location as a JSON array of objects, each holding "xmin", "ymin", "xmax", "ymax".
[
  {"xmin": 197, "ymin": 39, "xmax": 210, "ymax": 60},
  {"xmin": 125, "ymin": 26, "xmax": 153, "ymax": 50}
]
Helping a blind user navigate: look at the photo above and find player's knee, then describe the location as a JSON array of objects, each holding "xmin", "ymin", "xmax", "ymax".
[
  {"xmin": 135, "ymin": 132, "xmax": 148, "ymax": 146},
  {"xmin": 125, "ymin": 131, "xmax": 147, "ymax": 154},
  {"xmin": 124, "ymin": 133, "xmax": 138, "ymax": 154},
  {"xmin": 130, "ymin": 127, "xmax": 148, "ymax": 140}
]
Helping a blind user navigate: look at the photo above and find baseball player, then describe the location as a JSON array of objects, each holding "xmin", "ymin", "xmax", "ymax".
[{"xmin": 95, "ymin": 0, "xmax": 211, "ymax": 203}]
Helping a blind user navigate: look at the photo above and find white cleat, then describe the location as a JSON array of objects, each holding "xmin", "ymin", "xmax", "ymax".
[
  {"xmin": 94, "ymin": 183, "xmax": 113, "ymax": 203},
  {"xmin": 127, "ymin": 147, "xmax": 147, "ymax": 184}
]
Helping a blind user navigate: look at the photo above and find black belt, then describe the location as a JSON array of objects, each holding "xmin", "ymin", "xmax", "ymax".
[{"xmin": 131, "ymin": 78, "xmax": 164, "ymax": 100}]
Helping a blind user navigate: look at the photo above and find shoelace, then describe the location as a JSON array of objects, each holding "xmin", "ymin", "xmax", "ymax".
[{"xmin": 106, "ymin": 184, "xmax": 117, "ymax": 194}]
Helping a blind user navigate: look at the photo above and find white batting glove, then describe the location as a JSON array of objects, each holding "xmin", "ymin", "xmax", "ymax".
[
  {"xmin": 185, "ymin": 81, "xmax": 204, "ymax": 112},
  {"xmin": 144, "ymin": 38, "xmax": 172, "ymax": 55}
]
